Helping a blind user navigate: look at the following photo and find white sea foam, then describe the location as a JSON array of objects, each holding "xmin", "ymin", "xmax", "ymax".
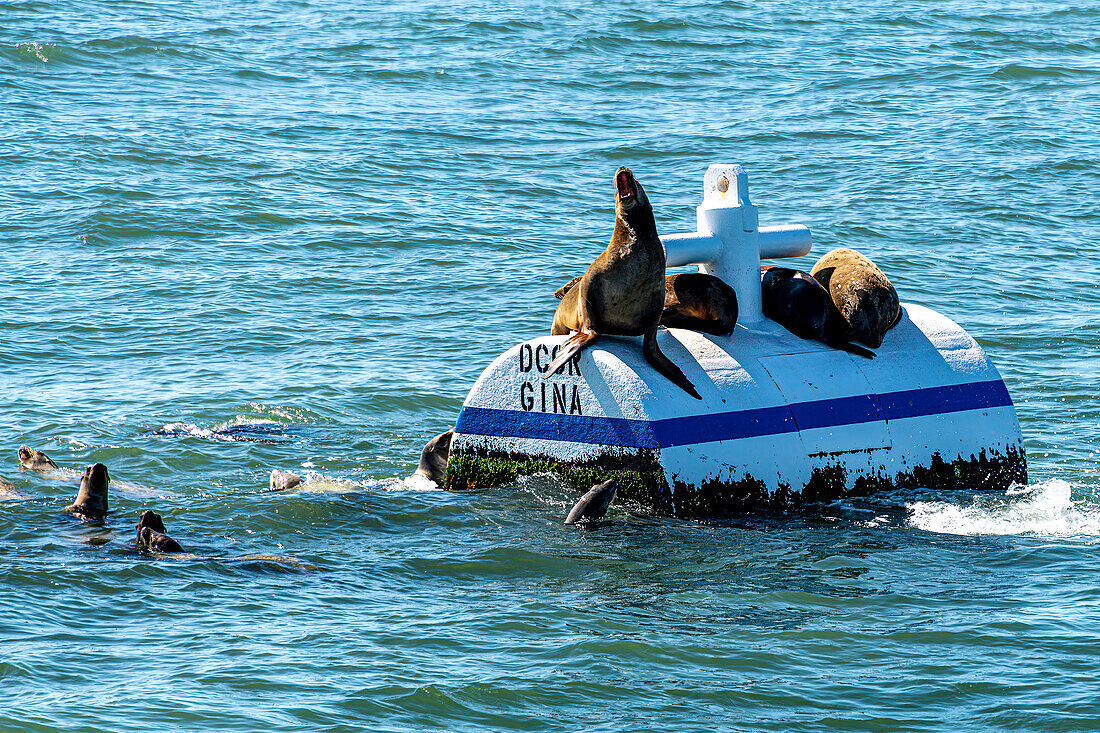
[
  {"xmin": 402, "ymin": 472, "xmax": 440, "ymax": 491},
  {"xmin": 907, "ymin": 480, "xmax": 1100, "ymax": 536},
  {"xmin": 158, "ymin": 417, "xmax": 284, "ymax": 442}
]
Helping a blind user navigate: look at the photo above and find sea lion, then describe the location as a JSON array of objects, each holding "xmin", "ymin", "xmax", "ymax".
[
  {"xmin": 546, "ymin": 167, "xmax": 700, "ymax": 399},
  {"xmin": 18, "ymin": 445, "xmax": 57, "ymax": 471},
  {"xmin": 269, "ymin": 469, "xmax": 302, "ymax": 492},
  {"xmin": 233, "ymin": 555, "xmax": 324, "ymax": 573},
  {"xmin": 135, "ymin": 510, "xmax": 184, "ymax": 553},
  {"xmin": 0, "ymin": 476, "xmax": 28, "ymax": 500},
  {"xmin": 415, "ymin": 430, "xmax": 452, "ymax": 485},
  {"xmin": 810, "ymin": 248, "xmax": 901, "ymax": 348},
  {"xmin": 761, "ymin": 267, "xmax": 875, "ymax": 359},
  {"xmin": 565, "ymin": 479, "xmax": 617, "ymax": 524},
  {"xmin": 64, "ymin": 462, "xmax": 109, "ymax": 520},
  {"xmin": 556, "ymin": 273, "xmax": 738, "ymax": 336}
]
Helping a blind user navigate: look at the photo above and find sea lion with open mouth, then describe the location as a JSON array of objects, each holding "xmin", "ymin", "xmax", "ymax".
[
  {"xmin": 18, "ymin": 445, "xmax": 58, "ymax": 472},
  {"xmin": 546, "ymin": 167, "xmax": 701, "ymax": 399}
]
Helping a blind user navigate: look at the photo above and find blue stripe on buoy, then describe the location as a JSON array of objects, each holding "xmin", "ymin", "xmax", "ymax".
[{"xmin": 454, "ymin": 379, "xmax": 1013, "ymax": 449}]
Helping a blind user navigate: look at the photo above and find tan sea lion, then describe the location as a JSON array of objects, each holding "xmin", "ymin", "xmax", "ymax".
[
  {"xmin": 761, "ymin": 267, "xmax": 875, "ymax": 359},
  {"xmin": 269, "ymin": 469, "xmax": 302, "ymax": 492},
  {"xmin": 415, "ymin": 430, "xmax": 452, "ymax": 485},
  {"xmin": 18, "ymin": 445, "xmax": 57, "ymax": 471},
  {"xmin": 64, "ymin": 463, "xmax": 109, "ymax": 520},
  {"xmin": 233, "ymin": 555, "xmax": 323, "ymax": 573},
  {"xmin": 136, "ymin": 510, "xmax": 184, "ymax": 553},
  {"xmin": 0, "ymin": 476, "xmax": 28, "ymax": 500},
  {"xmin": 565, "ymin": 479, "xmax": 617, "ymax": 524},
  {"xmin": 810, "ymin": 248, "xmax": 901, "ymax": 348},
  {"xmin": 546, "ymin": 167, "xmax": 700, "ymax": 399},
  {"xmin": 556, "ymin": 273, "xmax": 738, "ymax": 337}
]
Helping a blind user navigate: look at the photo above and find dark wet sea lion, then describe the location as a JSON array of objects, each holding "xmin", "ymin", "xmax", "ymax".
[
  {"xmin": 663, "ymin": 273, "xmax": 738, "ymax": 335},
  {"xmin": 269, "ymin": 469, "xmax": 302, "ymax": 492},
  {"xmin": 18, "ymin": 445, "xmax": 57, "ymax": 471},
  {"xmin": 546, "ymin": 167, "xmax": 700, "ymax": 399},
  {"xmin": 415, "ymin": 430, "xmax": 452, "ymax": 485},
  {"xmin": 136, "ymin": 510, "xmax": 184, "ymax": 553},
  {"xmin": 556, "ymin": 273, "xmax": 738, "ymax": 336},
  {"xmin": 65, "ymin": 462, "xmax": 109, "ymax": 520},
  {"xmin": 565, "ymin": 479, "xmax": 617, "ymax": 524},
  {"xmin": 810, "ymin": 248, "xmax": 901, "ymax": 348},
  {"xmin": 761, "ymin": 267, "xmax": 875, "ymax": 359}
]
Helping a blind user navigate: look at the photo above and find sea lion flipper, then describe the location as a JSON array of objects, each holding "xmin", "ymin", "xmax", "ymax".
[
  {"xmin": 542, "ymin": 330, "xmax": 599, "ymax": 378},
  {"xmin": 642, "ymin": 330, "xmax": 701, "ymax": 400},
  {"xmin": 554, "ymin": 275, "xmax": 583, "ymax": 301}
]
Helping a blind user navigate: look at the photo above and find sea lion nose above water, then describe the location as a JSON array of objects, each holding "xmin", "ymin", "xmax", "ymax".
[
  {"xmin": 269, "ymin": 469, "xmax": 302, "ymax": 492},
  {"xmin": 545, "ymin": 167, "xmax": 701, "ymax": 399},
  {"xmin": 136, "ymin": 510, "xmax": 184, "ymax": 553},
  {"xmin": 65, "ymin": 462, "xmax": 109, "ymax": 520}
]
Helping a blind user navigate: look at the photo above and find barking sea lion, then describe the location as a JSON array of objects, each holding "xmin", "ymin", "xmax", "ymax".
[
  {"xmin": 565, "ymin": 479, "xmax": 617, "ymax": 524},
  {"xmin": 65, "ymin": 463, "xmax": 109, "ymax": 520},
  {"xmin": 415, "ymin": 430, "xmax": 452, "ymax": 486},
  {"xmin": 556, "ymin": 273, "xmax": 738, "ymax": 337},
  {"xmin": 136, "ymin": 510, "xmax": 184, "ymax": 553},
  {"xmin": 546, "ymin": 167, "xmax": 700, "ymax": 399},
  {"xmin": 761, "ymin": 267, "xmax": 875, "ymax": 359},
  {"xmin": 810, "ymin": 248, "xmax": 901, "ymax": 348},
  {"xmin": 18, "ymin": 445, "xmax": 58, "ymax": 471}
]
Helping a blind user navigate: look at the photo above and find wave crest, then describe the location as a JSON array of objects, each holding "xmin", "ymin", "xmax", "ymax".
[{"xmin": 907, "ymin": 480, "xmax": 1100, "ymax": 536}]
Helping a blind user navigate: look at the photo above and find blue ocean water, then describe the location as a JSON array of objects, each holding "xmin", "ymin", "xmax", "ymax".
[{"xmin": 2, "ymin": 1, "xmax": 1099, "ymax": 730}]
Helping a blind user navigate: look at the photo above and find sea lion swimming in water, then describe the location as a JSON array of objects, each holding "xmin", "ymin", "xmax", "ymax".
[
  {"xmin": 565, "ymin": 479, "xmax": 617, "ymax": 524},
  {"xmin": 810, "ymin": 248, "xmax": 901, "ymax": 348},
  {"xmin": 135, "ymin": 510, "xmax": 184, "ymax": 553},
  {"xmin": 761, "ymin": 267, "xmax": 875, "ymax": 359},
  {"xmin": 415, "ymin": 430, "xmax": 452, "ymax": 486},
  {"xmin": 269, "ymin": 469, "xmax": 302, "ymax": 492},
  {"xmin": 64, "ymin": 462, "xmax": 109, "ymax": 520},
  {"xmin": 18, "ymin": 445, "xmax": 57, "ymax": 471},
  {"xmin": 556, "ymin": 273, "xmax": 738, "ymax": 337},
  {"xmin": 546, "ymin": 167, "xmax": 701, "ymax": 399},
  {"xmin": 0, "ymin": 475, "xmax": 28, "ymax": 500}
]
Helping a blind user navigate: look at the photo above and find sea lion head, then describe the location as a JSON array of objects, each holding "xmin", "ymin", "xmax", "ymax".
[
  {"xmin": 71, "ymin": 462, "xmax": 110, "ymax": 518},
  {"xmin": 136, "ymin": 510, "xmax": 168, "ymax": 538},
  {"xmin": 415, "ymin": 430, "xmax": 453, "ymax": 486},
  {"xmin": 136, "ymin": 510, "xmax": 185, "ymax": 553},
  {"xmin": 18, "ymin": 445, "xmax": 57, "ymax": 471},
  {"xmin": 614, "ymin": 167, "xmax": 653, "ymax": 227}
]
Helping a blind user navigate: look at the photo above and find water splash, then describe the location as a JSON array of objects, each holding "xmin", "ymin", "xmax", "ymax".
[
  {"xmin": 150, "ymin": 418, "xmax": 295, "ymax": 443},
  {"xmin": 907, "ymin": 480, "xmax": 1100, "ymax": 536}
]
